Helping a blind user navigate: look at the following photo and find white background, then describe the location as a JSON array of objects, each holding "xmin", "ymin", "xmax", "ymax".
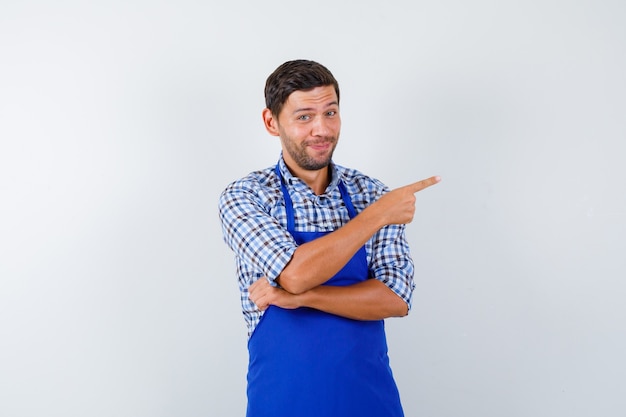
[{"xmin": 1, "ymin": 1, "xmax": 625, "ymax": 416}]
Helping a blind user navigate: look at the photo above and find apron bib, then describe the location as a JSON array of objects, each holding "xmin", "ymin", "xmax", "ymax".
[{"xmin": 246, "ymin": 164, "xmax": 404, "ymax": 417}]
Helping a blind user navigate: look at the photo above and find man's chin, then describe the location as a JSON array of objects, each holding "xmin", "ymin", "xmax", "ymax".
[{"xmin": 301, "ymin": 156, "xmax": 332, "ymax": 171}]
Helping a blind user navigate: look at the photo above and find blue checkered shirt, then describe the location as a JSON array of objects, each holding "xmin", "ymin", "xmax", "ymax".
[{"xmin": 218, "ymin": 156, "xmax": 415, "ymax": 337}]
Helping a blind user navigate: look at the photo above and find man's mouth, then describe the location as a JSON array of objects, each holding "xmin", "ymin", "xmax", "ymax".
[{"xmin": 307, "ymin": 141, "xmax": 332, "ymax": 151}]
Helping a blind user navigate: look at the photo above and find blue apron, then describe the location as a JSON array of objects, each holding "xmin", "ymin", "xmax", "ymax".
[{"xmin": 246, "ymin": 164, "xmax": 404, "ymax": 417}]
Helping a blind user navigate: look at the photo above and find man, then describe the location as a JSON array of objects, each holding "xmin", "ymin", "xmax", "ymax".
[{"xmin": 219, "ymin": 59, "xmax": 440, "ymax": 417}]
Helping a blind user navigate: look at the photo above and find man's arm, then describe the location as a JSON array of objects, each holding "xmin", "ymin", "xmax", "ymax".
[
  {"xmin": 277, "ymin": 176, "xmax": 441, "ymax": 294},
  {"xmin": 249, "ymin": 277, "xmax": 408, "ymax": 320}
]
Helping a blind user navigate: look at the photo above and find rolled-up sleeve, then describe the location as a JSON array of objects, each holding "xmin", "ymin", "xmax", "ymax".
[{"xmin": 369, "ymin": 223, "xmax": 416, "ymax": 310}]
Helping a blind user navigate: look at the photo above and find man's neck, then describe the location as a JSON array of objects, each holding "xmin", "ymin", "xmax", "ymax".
[{"xmin": 284, "ymin": 161, "xmax": 331, "ymax": 196}]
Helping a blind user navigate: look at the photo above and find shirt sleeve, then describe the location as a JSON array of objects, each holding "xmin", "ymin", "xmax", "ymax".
[
  {"xmin": 369, "ymin": 223, "xmax": 416, "ymax": 310},
  {"xmin": 347, "ymin": 172, "xmax": 416, "ymax": 311},
  {"xmin": 218, "ymin": 179, "xmax": 296, "ymax": 283}
]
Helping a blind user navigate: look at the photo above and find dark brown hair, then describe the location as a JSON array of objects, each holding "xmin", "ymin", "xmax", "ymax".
[{"xmin": 264, "ymin": 60, "xmax": 340, "ymax": 117}]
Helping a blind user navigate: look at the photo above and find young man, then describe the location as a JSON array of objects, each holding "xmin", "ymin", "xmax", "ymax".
[{"xmin": 219, "ymin": 59, "xmax": 440, "ymax": 417}]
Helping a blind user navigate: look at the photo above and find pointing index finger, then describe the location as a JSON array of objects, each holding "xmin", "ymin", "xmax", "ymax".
[{"xmin": 405, "ymin": 176, "xmax": 441, "ymax": 193}]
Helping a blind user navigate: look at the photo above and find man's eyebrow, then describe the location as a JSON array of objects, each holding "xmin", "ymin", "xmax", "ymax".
[{"xmin": 292, "ymin": 102, "xmax": 339, "ymax": 114}]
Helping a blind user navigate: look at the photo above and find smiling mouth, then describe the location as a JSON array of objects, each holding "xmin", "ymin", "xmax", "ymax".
[
  {"xmin": 311, "ymin": 143, "xmax": 329, "ymax": 150},
  {"xmin": 307, "ymin": 141, "xmax": 332, "ymax": 150}
]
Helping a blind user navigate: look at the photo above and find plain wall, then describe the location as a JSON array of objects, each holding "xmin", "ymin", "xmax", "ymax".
[{"xmin": 1, "ymin": 1, "xmax": 625, "ymax": 416}]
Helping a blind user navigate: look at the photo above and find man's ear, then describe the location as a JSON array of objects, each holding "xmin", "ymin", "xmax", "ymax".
[{"xmin": 262, "ymin": 108, "xmax": 280, "ymax": 136}]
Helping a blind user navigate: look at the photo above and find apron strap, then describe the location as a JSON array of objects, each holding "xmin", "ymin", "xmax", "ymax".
[
  {"xmin": 338, "ymin": 181, "xmax": 357, "ymax": 219},
  {"xmin": 275, "ymin": 164, "xmax": 295, "ymax": 232}
]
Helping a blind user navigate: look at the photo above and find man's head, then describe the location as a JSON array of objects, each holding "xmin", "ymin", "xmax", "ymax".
[
  {"xmin": 263, "ymin": 60, "xmax": 341, "ymax": 176},
  {"xmin": 264, "ymin": 60, "xmax": 340, "ymax": 118}
]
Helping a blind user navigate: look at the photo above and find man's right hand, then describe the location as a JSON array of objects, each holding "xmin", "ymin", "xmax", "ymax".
[{"xmin": 371, "ymin": 176, "xmax": 441, "ymax": 225}]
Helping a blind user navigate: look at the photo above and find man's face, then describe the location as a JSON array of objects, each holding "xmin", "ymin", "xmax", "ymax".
[{"xmin": 272, "ymin": 85, "xmax": 341, "ymax": 172}]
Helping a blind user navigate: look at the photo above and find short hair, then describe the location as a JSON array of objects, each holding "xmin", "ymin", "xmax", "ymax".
[{"xmin": 264, "ymin": 59, "xmax": 340, "ymax": 117}]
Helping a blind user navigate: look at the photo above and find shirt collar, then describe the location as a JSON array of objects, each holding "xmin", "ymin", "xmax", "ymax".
[{"xmin": 277, "ymin": 154, "xmax": 341, "ymax": 195}]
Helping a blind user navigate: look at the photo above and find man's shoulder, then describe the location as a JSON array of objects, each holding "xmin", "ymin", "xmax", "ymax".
[
  {"xmin": 219, "ymin": 165, "xmax": 281, "ymax": 209},
  {"xmin": 223, "ymin": 165, "xmax": 278, "ymax": 192}
]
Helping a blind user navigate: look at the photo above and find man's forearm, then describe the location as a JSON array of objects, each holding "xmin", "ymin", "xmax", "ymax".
[
  {"xmin": 298, "ymin": 279, "xmax": 408, "ymax": 320},
  {"xmin": 277, "ymin": 206, "xmax": 386, "ymax": 294},
  {"xmin": 248, "ymin": 276, "xmax": 409, "ymax": 320}
]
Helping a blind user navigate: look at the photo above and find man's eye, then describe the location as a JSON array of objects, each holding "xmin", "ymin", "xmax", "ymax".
[
  {"xmin": 326, "ymin": 111, "xmax": 336, "ymax": 116},
  {"xmin": 298, "ymin": 115, "xmax": 310, "ymax": 121}
]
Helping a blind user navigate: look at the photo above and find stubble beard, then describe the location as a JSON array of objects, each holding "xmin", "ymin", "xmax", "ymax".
[{"xmin": 282, "ymin": 135, "xmax": 339, "ymax": 171}]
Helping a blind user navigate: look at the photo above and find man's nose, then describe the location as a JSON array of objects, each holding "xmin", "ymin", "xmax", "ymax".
[{"xmin": 311, "ymin": 116, "xmax": 331, "ymax": 136}]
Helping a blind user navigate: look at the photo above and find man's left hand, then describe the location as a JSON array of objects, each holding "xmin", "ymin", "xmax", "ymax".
[{"xmin": 249, "ymin": 277, "xmax": 302, "ymax": 311}]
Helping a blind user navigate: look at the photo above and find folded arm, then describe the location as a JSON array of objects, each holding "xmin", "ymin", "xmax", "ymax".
[{"xmin": 249, "ymin": 277, "xmax": 408, "ymax": 320}]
